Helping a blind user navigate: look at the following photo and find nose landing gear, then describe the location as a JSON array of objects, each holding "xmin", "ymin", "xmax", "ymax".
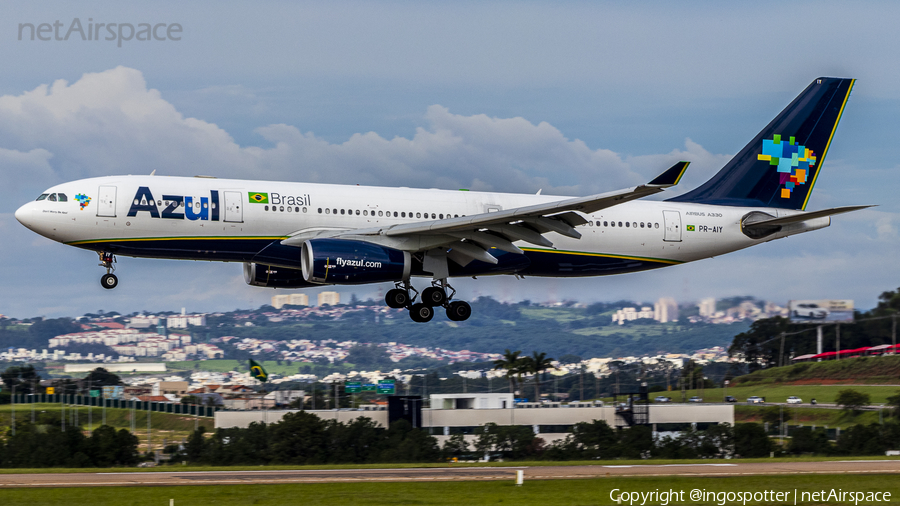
[
  {"xmin": 384, "ymin": 279, "xmax": 472, "ymax": 323},
  {"xmin": 99, "ymin": 252, "xmax": 118, "ymax": 289}
]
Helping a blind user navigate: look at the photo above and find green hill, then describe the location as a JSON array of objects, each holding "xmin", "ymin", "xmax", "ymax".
[{"xmin": 732, "ymin": 355, "xmax": 900, "ymax": 387}]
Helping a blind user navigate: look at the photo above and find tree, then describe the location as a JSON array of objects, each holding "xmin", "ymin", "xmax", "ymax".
[
  {"xmin": 760, "ymin": 406, "xmax": 791, "ymax": 426},
  {"xmin": 493, "ymin": 350, "xmax": 524, "ymax": 395},
  {"xmin": 520, "ymin": 351, "xmax": 554, "ymax": 402},
  {"xmin": 887, "ymin": 391, "xmax": 900, "ymax": 418},
  {"xmin": 836, "ymin": 389, "xmax": 870, "ymax": 414},
  {"xmin": 84, "ymin": 368, "xmax": 122, "ymax": 388},
  {"xmin": 1, "ymin": 365, "xmax": 40, "ymax": 394},
  {"xmin": 787, "ymin": 427, "xmax": 832, "ymax": 455},
  {"xmin": 442, "ymin": 434, "xmax": 469, "ymax": 460},
  {"xmin": 733, "ymin": 423, "xmax": 772, "ymax": 457}
]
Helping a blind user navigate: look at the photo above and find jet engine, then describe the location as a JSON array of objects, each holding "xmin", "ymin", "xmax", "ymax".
[
  {"xmin": 301, "ymin": 238, "xmax": 411, "ymax": 284},
  {"xmin": 243, "ymin": 262, "xmax": 316, "ymax": 288}
]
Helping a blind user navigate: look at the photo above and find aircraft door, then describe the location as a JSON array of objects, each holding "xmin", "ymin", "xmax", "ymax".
[
  {"xmin": 224, "ymin": 191, "xmax": 243, "ymax": 223},
  {"xmin": 97, "ymin": 185, "xmax": 117, "ymax": 217},
  {"xmin": 663, "ymin": 210, "xmax": 682, "ymax": 242}
]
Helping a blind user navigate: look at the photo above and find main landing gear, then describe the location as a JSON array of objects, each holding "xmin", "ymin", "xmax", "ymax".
[
  {"xmin": 385, "ymin": 280, "xmax": 472, "ymax": 323},
  {"xmin": 99, "ymin": 252, "xmax": 118, "ymax": 289}
]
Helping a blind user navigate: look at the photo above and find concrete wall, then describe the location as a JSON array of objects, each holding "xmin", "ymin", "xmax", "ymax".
[
  {"xmin": 216, "ymin": 408, "xmax": 389, "ymax": 429},
  {"xmin": 64, "ymin": 363, "xmax": 167, "ymax": 373}
]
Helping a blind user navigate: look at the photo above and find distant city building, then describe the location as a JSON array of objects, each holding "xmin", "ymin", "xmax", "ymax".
[
  {"xmin": 167, "ymin": 314, "xmax": 207, "ymax": 328},
  {"xmin": 318, "ymin": 291, "xmax": 340, "ymax": 306},
  {"xmin": 654, "ymin": 297, "xmax": 679, "ymax": 323},
  {"xmin": 612, "ymin": 307, "xmax": 654, "ymax": 325},
  {"xmin": 698, "ymin": 298, "xmax": 716, "ymax": 318},
  {"xmin": 272, "ymin": 293, "xmax": 309, "ymax": 309}
]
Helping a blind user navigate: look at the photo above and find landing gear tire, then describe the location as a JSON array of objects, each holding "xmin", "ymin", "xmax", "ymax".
[
  {"xmin": 409, "ymin": 303, "xmax": 434, "ymax": 323},
  {"xmin": 101, "ymin": 273, "xmax": 118, "ymax": 290},
  {"xmin": 421, "ymin": 286, "xmax": 447, "ymax": 307},
  {"xmin": 385, "ymin": 289, "xmax": 409, "ymax": 308},
  {"xmin": 446, "ymin": 300, "xmax": 472, "ymax": 321}
]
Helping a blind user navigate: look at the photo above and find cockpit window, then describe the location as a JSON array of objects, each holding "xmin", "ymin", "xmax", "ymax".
[
  {"xmin": 36, "ymin": 194, "xmax": 49, "ymax": 201},
  {"xmin": 48, "ymin": 194, "xmax": 57, "ymax": 202},
  {"xmin": 56, "ymin": 193, "xmax": 68, "ymax": 202}
]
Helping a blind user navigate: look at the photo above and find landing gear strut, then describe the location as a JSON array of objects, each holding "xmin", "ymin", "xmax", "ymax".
[
  {"xmin": 385, "ymin": 279, "xmax": 472, "ymax": 323},
  {"xmin": 99, "ymin": 252, "xmax": 118, "ymax": 289}
]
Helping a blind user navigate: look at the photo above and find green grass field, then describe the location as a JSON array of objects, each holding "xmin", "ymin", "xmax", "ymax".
[
  {"xmin": 0, "ymin": 474, "xmax": 897, "ymax": 505},
  {"xmin": 0, "ymin": 404, "xmax": 208, "ymax": 451}
]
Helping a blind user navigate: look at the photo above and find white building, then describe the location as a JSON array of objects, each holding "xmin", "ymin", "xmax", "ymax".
[
  {"xmin": 654, "ymin": 297, "xmax": 679, "ymax": 323},
  {"xmin": 612, "ymin": 307, "xmax": 655, "ymax": 325},
  {"xmin": 698, "ymin": 298, "xmax": 716, "ymax": 318},
  {"xmin": 167, "ymin": 314, "xmax": 207, "ymax": 328},
  {"xmin": 318, "ymin": 291, "xmax": 340, "ymax": 306},
  {"xmin": 272, "ymin": 293, "xmax": 309, "ymax": 309}
]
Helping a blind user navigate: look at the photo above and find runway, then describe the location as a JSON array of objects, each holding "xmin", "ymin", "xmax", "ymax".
[{"xmin": 0, "ymin": 460, "xmax": 899, "ymax": 488}]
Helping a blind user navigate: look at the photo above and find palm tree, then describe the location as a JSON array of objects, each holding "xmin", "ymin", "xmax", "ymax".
[
  {"xmin": 493, "ymin": 349, "xmax": 524, "ymax": 395},
  {"xmin": 521, "ymin": 351, "xmax": 554, "ymax": 403}
]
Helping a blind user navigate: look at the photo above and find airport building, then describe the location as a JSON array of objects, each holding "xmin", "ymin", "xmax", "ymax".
[{"xmin": 215, "ymin": 393, "xmax": 733, "ymax": 444}]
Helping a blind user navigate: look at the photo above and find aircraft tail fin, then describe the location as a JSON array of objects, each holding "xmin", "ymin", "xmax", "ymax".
[{"xmin": 668, "ymin": 77, "xmax": 855, "ymax": 210}]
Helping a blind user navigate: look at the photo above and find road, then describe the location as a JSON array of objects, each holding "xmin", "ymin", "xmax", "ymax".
[{"xmin": 0, "ymin": 460, "xmax": 899, "ymax": 488}]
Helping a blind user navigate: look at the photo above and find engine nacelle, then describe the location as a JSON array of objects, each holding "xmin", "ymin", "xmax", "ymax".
[
  {"xmin": 243, "ymin": 262, "xmax": 315, "ymax": 288},
  {"xmin": 301, "ymin": 238, "xmax": 411, "ymax": 285}
]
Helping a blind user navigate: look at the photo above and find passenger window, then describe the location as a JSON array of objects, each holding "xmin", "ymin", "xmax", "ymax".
[
  {"xmin": 36, "ymin": 194, "xmax": 49, "ymax": 201},
  {"xmin": 318, "ymin": 208, "xmax": 322, "ymax": 214},
  {"xmin": 280, "ymin": 206, "xmax": 284, "ymax": 212},
  {"xmin": 265, "ymin": 206, "xmax": 269, "ymax": 211},
  {"xmin": 356, "ymin": 210, "xmax": 360, "ymax": 215},
  {"xmin": 48, "ymin": 194, "xmax": 57, "ymax": 202},
  {"xmin": 401, "ymin": 212, "xmax": 406, "ymax": 218},
  {"xmin": 439, "ymin": 214, "xmax": 444, "ymax": 219},
  {"xmin": 416, "ymin": 212, "xmax": 421, "ymax": 218},
  {"xmin": 431, "ymin": 213, "xmax": 436, "ymax": 219},
  {"xmin": 303, "ymin": 207, "xmax": 307, "ymax": 213},
  {"xmin": 288, "ymin": 206, "xmax": 292, "ymax": 212},
  {"xmin": 640, "ymin": 222, "xmax": 645, "ymax": 228},
  {"xmin": 618, "ymin": 222, "xmax": 622, "ymax": 227},
  {"xmin": 325, "ymin": 209, "xmax": 330, "ymax": 214},
  {"xmin": 340, "ymin": 209, "xmax": 345, "ymax": 215},
  {"xmin": 655, "ymin": 223, "xmax": 659, "ymax": 228}
]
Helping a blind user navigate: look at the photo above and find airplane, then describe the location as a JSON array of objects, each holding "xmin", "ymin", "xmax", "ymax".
[{"xmin": 16, "ymin": 77, "xmax": 870, "ymax": 323}]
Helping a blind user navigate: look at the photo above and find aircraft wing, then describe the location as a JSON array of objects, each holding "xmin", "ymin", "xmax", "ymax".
[{"xmin": 282, "ymin": 161, "xmax": 688, "ymax": 266}]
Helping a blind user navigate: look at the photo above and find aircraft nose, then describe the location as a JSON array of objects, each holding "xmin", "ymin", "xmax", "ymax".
[{"xmin": 15, "ymin": 202, "xmax": 35, "ymax": 229}]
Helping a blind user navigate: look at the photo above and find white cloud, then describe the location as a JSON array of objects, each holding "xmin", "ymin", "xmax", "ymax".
[{"xmin": 0, "ymin": 67, "xmax": 728, "ymax": 198}]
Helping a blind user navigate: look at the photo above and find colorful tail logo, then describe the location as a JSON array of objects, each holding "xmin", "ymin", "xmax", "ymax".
[{"xmin": 757, "ymin": 134, "xmax": 816, "ymax": 199}]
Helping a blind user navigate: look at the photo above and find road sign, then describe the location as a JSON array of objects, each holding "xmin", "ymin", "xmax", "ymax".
[
  {"xmin": 90, "ymin": 389, "xmax": 101, "ymax": 398},
  {"xmin": 46, "ymin": 387, "xmax": 55, "ymax": 395},
  {"xmin": 377, "ymin": 380, "xmax": 395, "ymax": 395},
  {"xmin": 345, "ymin": 382, "xmax": 362, "ymax": 393}
]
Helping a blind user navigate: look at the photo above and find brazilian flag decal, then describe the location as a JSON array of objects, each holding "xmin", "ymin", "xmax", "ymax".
[
  {"xmin": 248, "ymin": 192, "xmax": 269, "ymax": 204},
  {"xmin": 686, "ymin": 225, "xmax": 696, "ymax": 231},
  {"xmin": 249, "ymin": 359, "xmax": 268, "ymax": 382}
]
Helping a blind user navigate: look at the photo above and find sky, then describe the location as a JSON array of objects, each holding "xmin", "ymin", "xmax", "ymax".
[{"xmin": 1, "ymin": 1, "xmax": 899, "ymax": 318}]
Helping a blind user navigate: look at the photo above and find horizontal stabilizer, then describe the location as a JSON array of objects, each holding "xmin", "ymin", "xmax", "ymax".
[{"xmin": 743, "ymin": 205, "xmax": 873, "ymax": 229}]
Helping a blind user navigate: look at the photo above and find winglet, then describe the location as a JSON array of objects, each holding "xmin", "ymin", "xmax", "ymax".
[{"xmin": 648, "ymin": 161, "xmax": 690, "ymax": 187}]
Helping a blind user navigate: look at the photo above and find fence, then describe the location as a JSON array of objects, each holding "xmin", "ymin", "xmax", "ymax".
[{"xmin": 6, "ymin": 393, "xmax": 216, "ymax": 417}]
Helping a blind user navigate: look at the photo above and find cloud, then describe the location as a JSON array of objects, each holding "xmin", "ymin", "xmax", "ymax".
[{"xmin": 0, "ymin": 67, "xmax": 729, "ymax": 199}]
